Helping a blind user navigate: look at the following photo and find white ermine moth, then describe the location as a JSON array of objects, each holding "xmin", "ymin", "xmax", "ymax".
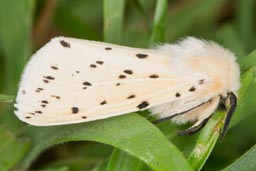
[{"xmin": 14, "ymin": 37, "xmax": 240, "ymax": 137}]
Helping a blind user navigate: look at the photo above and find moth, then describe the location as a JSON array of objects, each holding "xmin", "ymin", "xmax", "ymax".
[{"xmin": 14, "ymin": 37, "xmax": 240, "ymax": 137}]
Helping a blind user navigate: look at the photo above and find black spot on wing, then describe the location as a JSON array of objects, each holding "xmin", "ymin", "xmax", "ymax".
[
  {"xmin": 96, "ymin": 61, "xmax": 104, "ymax": 65},
  {"xmin": 41, "ymin": 100, "xmax": 48, "ymax": 104},
  {"xmin": 90, "ymin": 64, "xmax": 97, "ymax": 68},
  {"xmin": 116, "ymin": 83, "xmax": 121, "ymax": 86},
  {"xmin": 137, "ymin": 101, "xmax": 149, "ymax": 109},
  {"xmin": 71, "ymin": 107, "xmax": 79, "ymax": 114},
  {"xmin": 60, "ymin": 40, "xmax": 71, "ymax": 48},
  {"xmin": 83, "ymin": 81, "xmax": 92, "ymax": 90},
  {"xmin": 189, "ymin": 86, "xmax": 196, "ymax": 92},
  {"xmin": 136, "ymin": 53, "xmax": 148, "ymax": 59},
  {"xmin": 119, "ymin": 75, "xmax": 126, "ymax": 79},
  {"xmin": 44, "ymin": 76, "xmax": 55, "ymax": 80},
  {"xmin": 149, "ymin": 74, "xmax": 159, "ymax": 78},
  {"xmin": 83, "ymin": 81, "xmax": 92, "ymax": 86},
  {"xmin": 100, "ymin": 100, "xmax": 107, "ymax": 105},
  {"xmin": 35, "ymin": 111, "xmax": 42, "ymax": 114},
  {"xmin": 127, "ymin": 95, "xmax": 136, "ymax": 99},
  {"xmin": 51, "ymin": 95, "xmax": 60, "ymax": 99},
  {"xmin": 25, "ymin": 116, "xmax": 31, "ymax": 119},
  {"xmin": 51, "ymin": 66, "xmax": 58, "ymax": 70},
  {"xmin": 199, "ymin": 79, "xmax": 205, "ymax": 84},
  {"xmin": 105, "ymin": 47, "xmax": 112, "ymax": 50},
  {"xmin": 43, "ymin": 76, "xmax": 54, "ymax": 84},
  {"xmin": 124, "ymin": 70, "xmax": 133, "ymax": 75},
  {"xmin": 82, "ymin": 116, "xmax": 87, "ymax": 119},
  {"xmin": 36, "ymin": 88, "xmax": 43, "ymax": 92},
  {"xmin": 175, "ymin": 93, "xmax": 181, "ymax": 97}
]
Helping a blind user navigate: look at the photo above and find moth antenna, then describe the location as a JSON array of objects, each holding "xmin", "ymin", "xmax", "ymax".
[{"xmin": 220, "ymin": 92, "xmax": 237, "ymax": 139}]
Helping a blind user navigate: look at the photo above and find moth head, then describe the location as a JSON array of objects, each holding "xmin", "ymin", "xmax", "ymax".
[
  {"xmin": 206, "ymin": 43, "xmax": 240, "ymax": 138},
  {"xmin": 209, "ymin": 42, "xmax": 239, "ymax": 138},
  {"xmin": 174, "ymin": 37, "xmax": 241, "ymax": 138}
]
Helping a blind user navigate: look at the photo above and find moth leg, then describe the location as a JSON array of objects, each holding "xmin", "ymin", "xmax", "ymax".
[
  {"xmin": 178, "ymin": 116, "xmax": 211, "ymax": 135},
  {"xmin": 178, "ymin": 96, "xmax": 220, "ymax": 136}
]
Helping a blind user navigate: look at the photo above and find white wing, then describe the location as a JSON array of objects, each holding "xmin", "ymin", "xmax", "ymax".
[{"xmin": 14, "ymin": 37, "xmax": 214, "ymax": 126}]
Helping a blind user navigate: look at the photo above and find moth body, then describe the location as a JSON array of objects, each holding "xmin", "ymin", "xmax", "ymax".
[{"xmin": 14, "ymin": 37, "xmax": 240, "ymax": 136}]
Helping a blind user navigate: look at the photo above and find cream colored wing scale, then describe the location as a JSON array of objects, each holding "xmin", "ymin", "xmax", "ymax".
[{"xmin": 14, "ymin": 37, "xmax": 208, "ymax": 126}]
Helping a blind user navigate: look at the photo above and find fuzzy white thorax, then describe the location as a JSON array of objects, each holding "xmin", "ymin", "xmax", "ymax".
[{"xmin": 150, "ymin": 37, "xmax": 240, "ymax": 125}]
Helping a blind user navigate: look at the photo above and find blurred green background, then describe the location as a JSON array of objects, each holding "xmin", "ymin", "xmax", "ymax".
[{"xmin": 0, "ymin": 0, "xmax": 256, "ymax": 171}]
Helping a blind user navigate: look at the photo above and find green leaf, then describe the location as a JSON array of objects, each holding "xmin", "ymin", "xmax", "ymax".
[
  {"xmin": 0, "ymin": 127, "xmax": 30, "ymax": 171},
  {"xmin": 0, "ymin": 94, "xmax": 14, "ymax": 103},
  {"xmin": 149, "ymin": 0, "xmax": 168, "ymax": 45},
  {"xmin": 215, "ymin": 25, "xmax": 247, "ymax": 58},
  {"xmin": 20, "ymin": 114, "xmax": 193, "ymax": 171},
  {"xmin": 107, "ymin": 149, "xmax": 144, "ymax": 171},
  {"xmin": 239, "ymin": 49, "xmax": 256, "ymax": 72},
  {"xmin": 166, "ymin": 0, "xmax": 229, "ymax": 41},
  {"xmin": 236, "ymin": 67, "xmax": 254, "ymax": 102},
  {"xmin": 92, "ymin": 159, "xmax": 108, "ymax": 171},
  {"xmin": 236, "ymin": 0, "xmax": 256, "ymax": 51},
  {"xmin": 222, "ymin": 144, "xmax": 256, "ymax": 171},
  {"xmin": 54, "ymin": 0, "xmax": 103, "ymax": 41},
  {"xmin": 0, "ymin": 0, "xmax": 34, "ymax": 94},
  {"xmin": 231, "ymin": 50, "xmax": 256, "ymax": 127},
  {"xmin": 103, "ymin": 0, "xmax": 125, "ymax": 44}
]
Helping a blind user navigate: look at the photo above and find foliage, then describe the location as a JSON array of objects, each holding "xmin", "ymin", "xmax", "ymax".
[{"xmin": 0, "ymin": 0, "xmax": 255, "ymax": 170}]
